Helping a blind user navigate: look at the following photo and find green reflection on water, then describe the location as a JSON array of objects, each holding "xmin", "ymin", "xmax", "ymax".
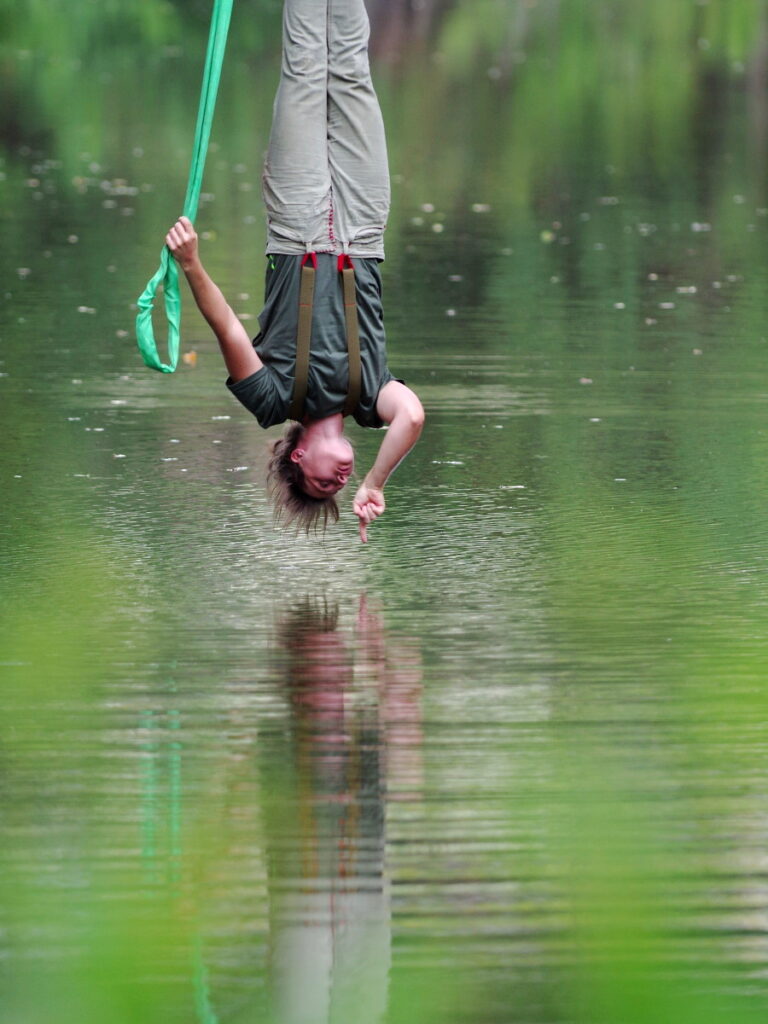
[{"xmin": 3, "ymin": 1, "xmax": 768, "ymax": 1022}]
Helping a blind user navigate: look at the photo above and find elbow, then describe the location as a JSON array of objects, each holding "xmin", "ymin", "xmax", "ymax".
[{"xmin": 408, "ymin": 399, "xmax": 426, "ymax": 433}]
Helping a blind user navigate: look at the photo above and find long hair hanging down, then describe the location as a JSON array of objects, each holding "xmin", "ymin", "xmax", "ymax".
[{"xmin": 267, "ymin": 423, "xmax": 340, "ymax": 534}]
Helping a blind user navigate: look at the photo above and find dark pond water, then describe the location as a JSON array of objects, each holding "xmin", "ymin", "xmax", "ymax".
[{"xmin": 3, "ymin": 4, "xmax": 768, "ymax": 1022}]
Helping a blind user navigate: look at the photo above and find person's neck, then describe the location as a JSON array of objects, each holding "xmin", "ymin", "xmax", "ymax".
[{"xmin": 301, "ymin": 414, "xmax": 344, "ymax": 441}]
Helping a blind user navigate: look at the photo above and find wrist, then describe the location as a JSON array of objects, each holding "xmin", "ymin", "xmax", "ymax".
[
  {"xmin": 180, "ymin": 253, "xmax": 202, "ymax": 276},
  {"xmin": 364, "ymin": 471, "xmax": 386, "ymax": 491}
]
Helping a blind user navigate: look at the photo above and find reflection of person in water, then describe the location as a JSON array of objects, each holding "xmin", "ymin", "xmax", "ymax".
[
  {"xmin": 260, "ymin": 594, "xmax": 422, "ymax": 1024},
  {"xmin": 166, "ymin": 0, "xmax": 424, "ymax": 541}
]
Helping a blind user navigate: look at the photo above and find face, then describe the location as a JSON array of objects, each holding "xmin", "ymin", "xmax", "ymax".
[{"xmin": 291, "ymin": 435, "xmax": 355, "ymax": 499}]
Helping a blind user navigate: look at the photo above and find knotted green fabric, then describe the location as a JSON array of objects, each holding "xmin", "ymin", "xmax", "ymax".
[{"xmin": 136, "ymin": 0, "xmax": 234, "ymax": 373}]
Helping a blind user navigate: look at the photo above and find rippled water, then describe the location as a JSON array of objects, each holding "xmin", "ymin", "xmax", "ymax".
[{"xmin": 4, "ymin": 11, "xmax": 768, "ymax": 1023}]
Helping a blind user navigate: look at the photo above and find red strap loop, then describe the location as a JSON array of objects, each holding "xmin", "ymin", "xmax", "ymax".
[
  {"xmin": 302, "ymin": 252, "xmax": 318, "ymax": 269},
  {"xmin": 337, "ymin": 253, "xmax": 354, "ymax": 272}
]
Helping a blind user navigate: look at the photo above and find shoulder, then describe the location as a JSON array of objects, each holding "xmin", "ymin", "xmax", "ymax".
[{"xmin": 227, "ymin": 366, "xmax": 288, "ymax": 428}]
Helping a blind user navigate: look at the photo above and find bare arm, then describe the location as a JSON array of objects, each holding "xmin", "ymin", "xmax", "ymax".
[
  {"xmin": 353, "ymin": 380, "xmax": 425, "ymax": 543},
  {"xmin": 165, "ymin": 217, "xmax": 263, "ymax": 382}
]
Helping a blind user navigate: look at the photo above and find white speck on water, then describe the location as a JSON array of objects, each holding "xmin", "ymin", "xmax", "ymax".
[
  {"xmin": 432, "ymin": 460, "xmax": 464, "ymax": 466},
  {"xmin": 676, "ymin": 286, "xmax": 698, "ymax": 294},
  {"xmin": 113, "ymin": 453, "xmax": 126, "ymax": 459},
  {"xmin": 432, "ymin": 223, "xmax": 445, "ymax": 233},
  {"xmin": 238, "ymin": 293, "xmax": 250, "ymax": 301},
  {"xmin": 110, "ymin": 399, "xmax": 127, "ymax": 406},
  {"xmin": 420, "ymin": 203, "xmax": 435, "ymax": 213},
  {"xmin": 446, "ymin": 309, "xmax": 456, "ymax": 317},
  {"xmin": 500, "ymin": 485, "xmax": 526, "ymax": 490},
  {"xmin": 648, "ymin": 272, "xmax": 659, "ymax": 281},
  {"xmin": 227, "ymin": 466, "xmax": 249, "ymax": 473},
  {"xmin": 92, "ymin": 427, "xmax": 105, "ymax": 433},
  {"xmin": 691, "ymin": 222, "xmax": 712, "ymax": 233},
  {"xmin": 659, "ymin": 302, "xmax": 676, "ymax": 309},
  {"xmin": 712, "ymin": 281, "xmax": 722, "ymax": 289},
  {"xmin": 692, "ymin": 348, "xmax": 703, "ymax": 356},
  {"xmin": 449, "ymin": 275, "xmax": 463, "ymax": 282},
  {"xmin": 550, "ymin": 275, "xmax": 560, "ymax": 284},
  {"xmin": 733, "ymin": 195, "xmax": 746, "ymax": 204},
  {"xmin": 71, "ymin": 379, "xmax": 83, "ymax": 384},
  {"xmin": 116, "ymin": 330, "xmax": 129, "ymax": 338},
  {"xmin": 161, "ymin": 457, "xmax": 178, "ymax": 462},
  {"xmin": 645, "ymin": 318, "xmax": 658, "ymax": 325},
  {"xmin": 614, "ymin": 477, "xmax": 627, "ymax": 482},
  {"xmin": 237, "ymin": 313, "xmax": 254, "ymax": 321},
  {"xmin": 14, "ymin": 474, "xmax": 22, "ymax": 479},
  {"xmin": 472, "ymin": 203, "xmax": 491, "ymax": 213},
  {"xmin": 68, "ymin": 235, "xmax": 79, "ymax": 244},
  {"xmin": 16, "ymin": 268, "xmax": 31, "ymax": 278},
  {"xmin": 614, "ymin": 302, "xmax": 626, "ymax": 309},
  {"xmin": 590, "ymin": 417, "xmax": 602, "ymax": 423},
  {"xmin": 169, "ymin": 438, "xmax": 181, "ymax": 444},
  {"xmin": 212, "ymin": 440, "xmax": 222, "ymax": 445},
  {"xmin": 77, "ymin": 306, "xmax": 96, "ymax": 314},
  {"xmin": 67, "ymin": 417, "xmax": 81, "ymax": 421},
  {"xmin": 211, "ymin": 415, "xmax": 231, "ymax": 421},
  {"xmin": 411, "ymin": 216, "xmax": 424, "ymax": 227},
  {"xmin": 579, "ymin": 377, "xmax": 593, "ymax": 385}
]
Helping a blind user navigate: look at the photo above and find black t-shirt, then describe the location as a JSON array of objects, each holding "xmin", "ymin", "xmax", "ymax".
[{"xmin": 227, "ymin": 254, "xmax": 395, "ymax": 428}]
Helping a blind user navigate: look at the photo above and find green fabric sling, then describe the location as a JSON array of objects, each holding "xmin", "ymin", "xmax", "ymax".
[{"xmin": 135, "ymin": 0, "xmax": 234, "ymax": 373}]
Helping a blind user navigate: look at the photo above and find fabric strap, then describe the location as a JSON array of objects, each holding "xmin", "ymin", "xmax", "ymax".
[
  {"xmin": 135, "ymin": 0, "xmax": 234, "ymax": 373},
  {"xmin": 288, "ymin": 253, "xmax": 317, "ymax": 421},
  {"xmin": 339, "ymin": 254, "xmax": 362, "ymax": 417}
]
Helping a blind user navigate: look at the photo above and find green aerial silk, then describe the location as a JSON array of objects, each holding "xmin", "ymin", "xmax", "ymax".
[{"xmin": 136, "ymin": 0, "xmax": 234, "ymax": 373}]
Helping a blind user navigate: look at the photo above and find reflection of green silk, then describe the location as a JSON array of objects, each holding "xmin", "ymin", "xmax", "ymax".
[{"xmin": 135, "ymin": 0, "xmax": 233, "ymax": 373}]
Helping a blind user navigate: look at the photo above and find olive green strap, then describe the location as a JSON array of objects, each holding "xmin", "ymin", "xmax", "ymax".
[
  {"xmin": 288, "ymin": 253, "xmax": 317, "ymax": 421},
  {"xmin": 339, "ymin": 255, "xmax": 362, "ymax": 417}
]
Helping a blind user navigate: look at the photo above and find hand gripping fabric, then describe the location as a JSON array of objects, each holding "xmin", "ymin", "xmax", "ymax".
[{"xmin": 135, "ymin": 0, "xmax": 234, "ymax": 373}]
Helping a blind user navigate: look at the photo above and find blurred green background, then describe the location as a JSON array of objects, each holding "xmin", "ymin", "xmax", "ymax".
[{"xmin": 3, "ymin": 1, "xmax": 768, "ymax": 1021}]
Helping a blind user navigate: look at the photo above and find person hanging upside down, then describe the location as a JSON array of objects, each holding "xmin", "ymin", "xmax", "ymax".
[{"xmin": 165, "ymin": 0, "xmax": 424, "ymax": 543}]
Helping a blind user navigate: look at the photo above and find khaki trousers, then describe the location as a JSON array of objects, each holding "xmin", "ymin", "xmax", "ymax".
[{"xmin": 263, "ymin": 0, "xmax": 391, "ymax": 259}]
